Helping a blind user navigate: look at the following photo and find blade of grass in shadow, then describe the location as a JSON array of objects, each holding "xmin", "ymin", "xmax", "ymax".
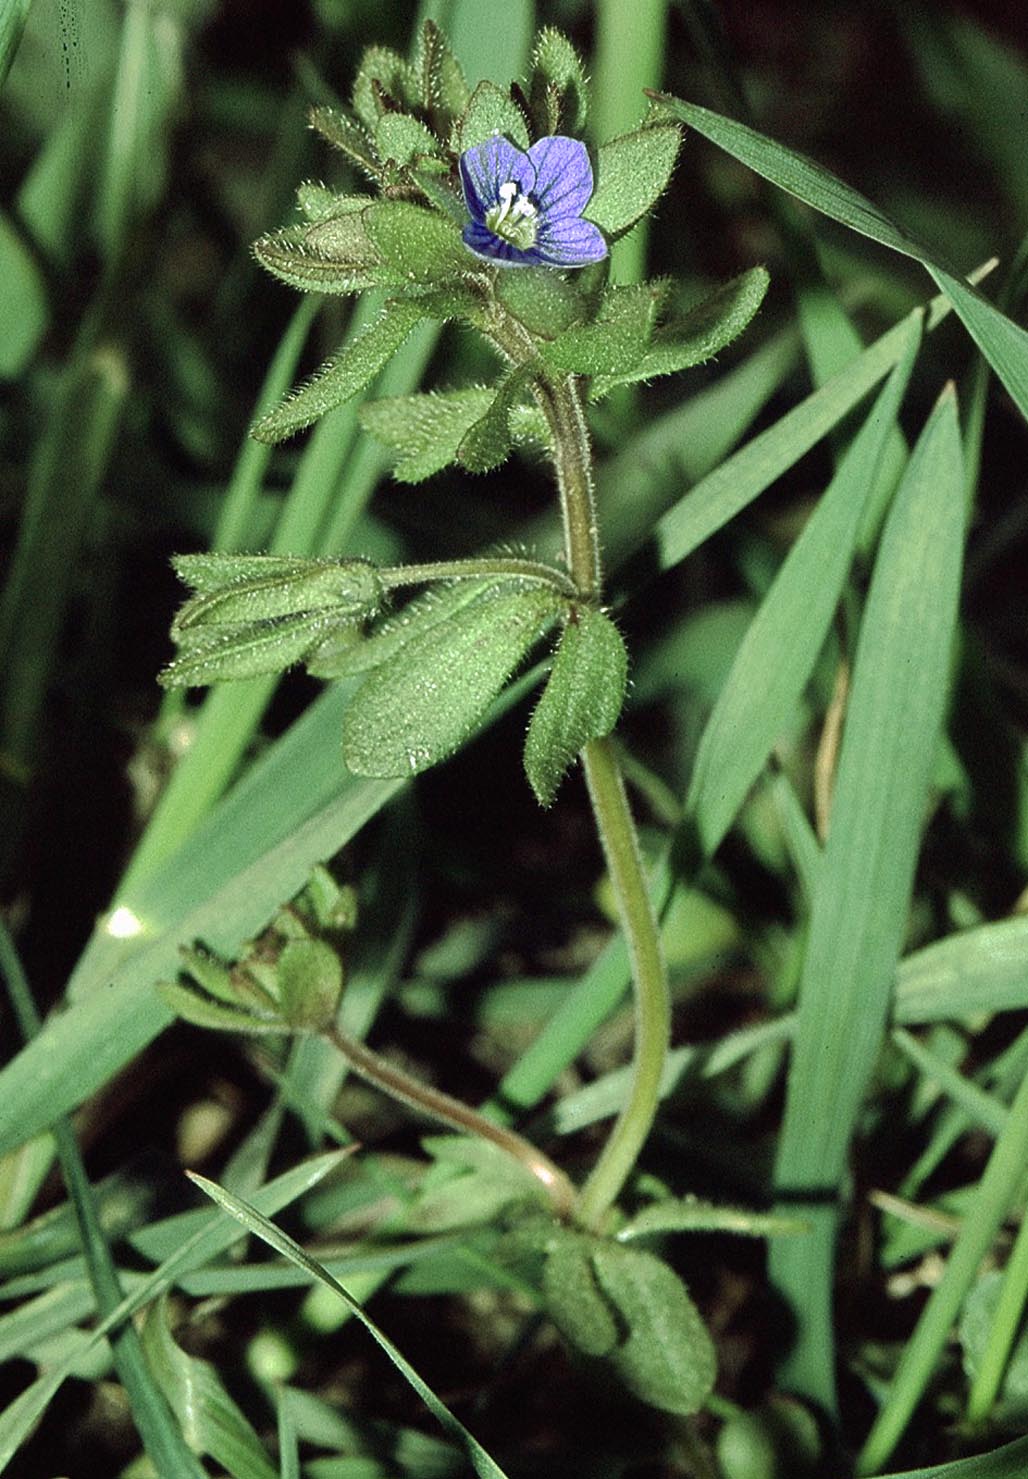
[
  {"xmin": 0, "ymin": 0, "xmax": 32, "ymax": 89},
  {"xmin": 0, "ymin": 1147, "xmax": 349, "ymax": 1469},
  {"xmin": 651, "ymin": 95, "xmax": 1028, "ymax": 423},
  {"xmin": 188, "ymin": 1172, "xmax": 512, "ymax": 1479},
  {"xmin": 858, "ymin": 1063, "xmax": 1028, "ymax": 1474},
  {"xmin": 0, "ymin": 346, "xmax": 127, "ymax": 877},
  {"xmin": 770, "ymin": 386, "xmax": 965, "ymax": 1413},
  {"xmin": 0, "ymin": 924, "xmax": 209, "ymax": 1479}
]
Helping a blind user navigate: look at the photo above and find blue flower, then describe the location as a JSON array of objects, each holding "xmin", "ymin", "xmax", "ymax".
[{"xmin": 459, "ymin": 134, "xmax": 608, "ymax": 269}]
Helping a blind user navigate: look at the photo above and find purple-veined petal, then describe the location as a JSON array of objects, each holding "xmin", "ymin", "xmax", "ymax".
[
  {"xmin": 462, "ymin": 219, "xmax": 538, "ymax": 266},
  {"xmin": 534, "ymin": 214, "xmax": 608, "ymax": 267},
  {"xmin": 527, "ymin": 135, "xmax": 595, "ymax": 220},
  {"xmin": 459, "ymin": 136, "xmax": 535, "ymax": 222}
]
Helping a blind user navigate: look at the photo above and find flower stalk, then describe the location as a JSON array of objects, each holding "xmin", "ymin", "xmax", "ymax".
[
  {"xmin": 325, "ymin": 1021, "xmax": 577, "ymax": 1220},
  {"xmin": 535, "ymin": 367, "xmax": 671, "ymax": 1230}
]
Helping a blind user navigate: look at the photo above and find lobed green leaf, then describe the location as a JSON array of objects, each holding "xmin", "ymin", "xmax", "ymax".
[
  {"xmin": 351, "ymin": 46, "xmax": 418, "ymax": 132},
  {"xmin": 524, "ymin": 607, "xmax": 628, "ymax": 806},
  {"xmin": 169, "ymin": 556, "xmax": 382, "ymax": 633},
  {"xmin": 307, "ymin": 105, "xmax": 383, "ymax": 183},
  {"xmin": 160, "ymin": 613, "xmax": 340, "ymax": 688},
  {"xmin": 541, "ymin": 282, "xmax": 665, "ymax": 375},
  {"xmin": 360, "ymin": 387, "xmax": 495, "ymax": 483},
  {"xmin": 417, "ymin": 19, "xmax": 470, "ymax": 132},
  {"xmin": 542, "ymin": 1236, "xmax": 619, "ymax": 1357},
  {"xmin": 251, "ymin": 300, "xmax": 424, "ymax": 444},
  {"xmin": 342, "ymin": 586, "xmax": 562, "ymax": 778},
  {"xmin": 495, "ymin": 267, "xmax": 584, "ymax": 339},
  {"xmin": 253, "ymin": 225, "xmax": 389, "ymax": 296},
  {"xmin": 374, "ymin": 111, "xmax": 440, "ymax": 167},
  {"xmin": 457, "ymin": 371, "xmax": 529, "ymax": 473},
  {"xmin": 587, "ymin": 124, "xmax": 681, "ymax": 238},
  {"xmin": 591, "ymin": 266, "xmax": 771, "ymax": 395}
]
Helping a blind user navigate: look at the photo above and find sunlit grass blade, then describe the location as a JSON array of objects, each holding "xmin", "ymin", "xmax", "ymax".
[
  {"xmin": 770, "ymin": 387, "xmax": 965, "ymax": 1411},
  {"xmin": 653, "ymin": 94, "xmax": 1028, "ymax": 424},
  {"xmin": 188, "ymin": 1173, "xmax": 512, "ymax": 1479},
  {"xmin": 686, "ymin": 325, "xmax": 918, "ymax": 855},
  {"xmin": 141, "ymin": 1297, "xmax": 278, "ymax": 1479},
  {"xmin": 894, "ymin": 915, "xmax": 1028, "ymax": 1022}
]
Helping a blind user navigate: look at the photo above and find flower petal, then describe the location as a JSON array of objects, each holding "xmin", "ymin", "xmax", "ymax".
[
  {"xmin": 459, "ymin": 135, "xmax": 535, "ymax": 222},
  {"xmin": 462, "ymin": 219, "xmax": 537, "ymax": 267},
  {"xmin": 526, "ymin": 135, "xmax": 595, "ymax": 220},
  {"xmin": 534, "ymin": 214, "xmax": 608, "ymax": 267}
]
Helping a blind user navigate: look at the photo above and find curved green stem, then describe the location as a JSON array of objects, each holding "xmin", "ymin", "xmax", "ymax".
[
  {"xmin": 535, "ymin": 369, "xmax": 671, "ymax": 1230},
  {"xmin": 325, "ymin": 1023, "xmax": 577, "ymax": 1221},
  {"xmin": 575, "ymin": 736, "xmax": 670, "ymax": 1230}
]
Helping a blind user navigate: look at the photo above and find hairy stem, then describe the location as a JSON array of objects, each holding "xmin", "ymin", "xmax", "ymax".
[
  {"xmin": 324, "ymin": 1023, "xmax": 577, "ymax": 1221},
  {"xmin": 537, "ymin": 370, "xmax": 671, "ymax": 1230}
]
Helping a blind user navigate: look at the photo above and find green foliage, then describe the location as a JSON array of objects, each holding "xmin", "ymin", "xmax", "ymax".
[
  {"xmin": 0, "ymin": 212, "xmax": 47, "ymax": 379},
  {"xmin": 457, "ymin": 79, "xmax": 530, "ymax": 151},
  {"xmin": 161, "ymin": 555, "xmax": 383, "ymax": 688},
  {"xmin": 524, "ymin": 607, "xmax": 628, "ymax": 806},
  {"xmin": 341, "ymin": 584, "xmax": 562, "ymax": 778},
  {"xmin": 359, "ymin": 387, "xmax": 495, "ymax": 482},
  {"xmin": 591, "ymin": 267, "xmax": 771, "ymax": 395},
  {"xmin": 251, "ymin": 301, "xmax": 425, "ymax": 443},
  {"xmin": 5, "ymin": 5, "xmax": 1028, "ymax": 1472},
  {"xmin": 363, "ymin": 201, "xmax": 469, "ymax": 283},
  {"xmin": 141, "ymin": 1298, "xmax": 278, "ymax": 1479},
  {"xmin": 587, "ymin": 124, "xmax": 682, "ymax": 238},
  {"xmin": 529, "ymin": 26, "xmax": 588, "ymax": 136}
]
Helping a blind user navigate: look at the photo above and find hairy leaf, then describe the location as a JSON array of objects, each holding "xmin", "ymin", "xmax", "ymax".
[
  {"xmin": 530, "ymin": 27, "xmax": 588, "ymax": 135},
  {"xmin": 524, "ymin": 608, "xmax": 628, "ymax": 806},
  {"xmin": 458, "ymin": 80, "xmax": 530, "ymax": 151},
  {"xmin": 374, "ymin": 112, "xmax": 440, "ymax": 167},
  {"xmin": 587, "ymin": 124, "xmax": 681, "ymax": 238},
  {"xmin": 351, "ymin": 46, "xmax": 418, "ymax": 132},
  {"xmin": 251, "ymin": 300, "xmax": 424, "ymax": 443},
  {"xmin": 342, "ymin": 586, "xmax": 562, "ymax": 778},
  {"xmin": 591, "ymin": 1243, "xmax": 717, "ymax": 1415},
  {"xmin": 360, "ymin": 387, "xmax": 495, "ymax": 483},
  {"xmin": 363, "ymin": 201, "xmax": 469, "ymax": 284},
  {"xmin": 307, "ymin": 105, "xmax": 382, "ymax": 183},
  {"xmin": 592, "ymin": 267, "xmax": 770, "ymax": 394}
]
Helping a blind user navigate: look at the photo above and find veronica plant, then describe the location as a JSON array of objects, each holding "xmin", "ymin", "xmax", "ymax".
[{"xmin": 160, "ymin": 22, "xmax": 769, "ymax": 1415}]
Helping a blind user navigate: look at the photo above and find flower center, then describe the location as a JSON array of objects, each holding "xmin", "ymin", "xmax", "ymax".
[{"xmin": 485, "ymin": 180, "xmax": 539, "ymax": 250}]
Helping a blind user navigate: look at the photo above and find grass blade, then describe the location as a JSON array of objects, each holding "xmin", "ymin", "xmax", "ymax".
[
  {"xmin": 770, "ymin": 387, "xmax": 965, "ymax": 1410},
  {"xmin": 686, "ymin": 325, "xmax": 918, "ymax": 854},
  {"xmin": 653, "ymin": 95, "xmax": 1028, "ymax": 424},
  {"xmin": 188, "ymin": 1173, "xmax": 512, "ymax": 1479}
]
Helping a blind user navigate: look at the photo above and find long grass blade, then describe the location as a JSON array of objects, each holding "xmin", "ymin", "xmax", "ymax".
[{"xmin": 770, "ymin": 387, "xmax": 965, "ymax": 1410}]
